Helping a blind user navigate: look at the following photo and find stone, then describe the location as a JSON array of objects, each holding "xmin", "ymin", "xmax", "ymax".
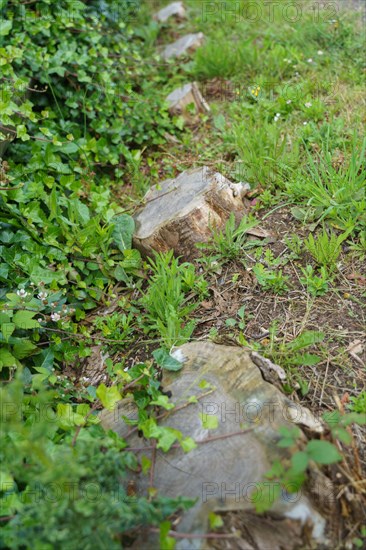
[
  {"xmin": 100, "ymin": 342, "xmax": 334, "ymax": 550},
  {"xmin": 132, "ymin": 166, "xmax": 250, "ymax": 259},
  {"xmin": 162, "ymin": 32, "xmax": 204, "ymax": 60},
  {"xmin": 166, "ymin": 82, "xmax": 210, "ymax": 123},
  {"xmin": 153, "ymin": 1, "xmax": 186, "ymax": 22}
]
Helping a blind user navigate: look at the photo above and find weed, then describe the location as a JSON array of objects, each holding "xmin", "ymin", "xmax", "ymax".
[
  {"xmin": 347, "ymin": 231, "xmax": 366, "ymax": 261},
  {"xmin": 197, "ymin": 212, "xmax": 260, "ymax": 262},
  {"xmin": 253, "ymin": 264, "xmax": 289, "ymax": 294},
  {"xmin": 232, "ymin": 120, "xmax": 297, "ymax": 186},
  {"xmin": 140, "ymin": 251, "xmax": 207, "ymax": 348},
  {"xmin": 300, "ymin": 265, "xmax": 330, "ymax": 297},
  {"xmin": 93, "ymin": 312, "xmax": 135, "ymax": 345},
  {"xmin": 124, "ymin": 149, "xmax": 150, "ymax": 196},
  {"xmin": 284, "ymin": 234, "xmax": 303, "ymax": 259},
  {"xmin": 287, "ymin": 136, "xmax": 366, "ymax": 231},
  {"xmin": 256, "ymin": 409, "xmax": 365, "ymax": 513},
  {"xmin": 262, "ymin": 325, "xmax": 326, "ymax": 393},
  {"xmin": 304, "ymin": 227, "xmax": 351, "ymax": 271},
  {"xmin": 348, "ymin": 391, "xmax": 366, "ymax": 414},
  {"xmin": 225, "ymin": 305, "xmax": 246, "ymax": 330}
]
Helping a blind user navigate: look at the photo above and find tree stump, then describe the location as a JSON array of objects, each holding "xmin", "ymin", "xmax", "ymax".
[
  {"xmin": 166, "ymin": 82, "xmax": 210, "ymax": 124},
  {"xmin": 132, "ymin": 166, "xmax": 250, "ymax": 259},
  {"xmin": 162, "ymin": 32, "xmax": 204, "ymax": 60},
  {"xmin": 100, "ymin": 342, "xmax": 333, "ymax": 550},
  {"xmin": 153, "ymin": 1, "xmax": 186, "ymax": 23}
]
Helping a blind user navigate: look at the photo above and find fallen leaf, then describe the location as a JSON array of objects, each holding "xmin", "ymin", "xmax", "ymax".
[
  {"xmin": 340, "ymin": 393, "xmax": 350, "ymax": 405},
  {"xmin": 246, "ymin": 227, "xmax": 273, "ymax": 239},
  {"xmin": 346, "ymin": 273, "xmax": 366, "ymax": 285},
  {"xmin": 346, "ymin": 339, "xmax": 364, "ymax": 355}
]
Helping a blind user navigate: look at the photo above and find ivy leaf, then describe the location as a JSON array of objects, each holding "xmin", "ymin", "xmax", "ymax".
[
  {"xmin": 16, "ymin": 125, "xmax": 30, "ymax": 141},
  {"xmin": 0, "ymin": 20, "xmax": 12, "ymax": 36},
  {"xmin": 140, "ymin": 418, "xmax": 159, "ymax": 439},
  {"xmin": 199, "ymin": 413, "xmax": 219, "ymax": 430},
  {"xmin": 305, "ymin": 440, "xmax": 342, "ymax": 464},
  {"xmin": 152, "ymin": 348, "xmax": 183, "ymax": 371},
  {"xmin": 141, "ymin": 455, "xmax": 151, "ymax": 475},
  {"xmin": 96, "ymin": 384, "xmax": 121, "ymax": 410},
  {"xmin": 57, "ymin": 403, "xmax": 86, "ymax": 430},
  {"xmin": 160, "ymin": 521, "xmax": 176, "ymax": 550},
  {"xmin": 156, "ymin": 427, "xmax": 181, "ymax": 452},
  {"xmin": 37, "ymin": 347, "xmax": 55, "ymax": 371},
  {"xmin": 150, "ymin": 395, "xmax": 175, "ymax": 410},
  {"xmin": 181, "ymin": 437, "xmax": 197, "ymax": 453},
  {"xmin": 209, "ymin": 512, "xmax": 224, "ymax": 529},
  {"xmin": 112, "ymin": 214, "xmax": 135, "ymax": 252}
]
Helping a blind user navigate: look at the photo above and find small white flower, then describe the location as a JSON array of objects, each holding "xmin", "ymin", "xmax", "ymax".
[
  {"xmin": 274, "ymin": 113, "xmax": 281, "ymax": 122},
  {"xmin": 305, "ymin": 102, "xmax": 312, "ymax": 108},
  {"xmin": 317, "ymin": 50, "xmax": 324, "ymax": 55},
  {"xmin": 38, "ymin": 291, "xmax": 48, "ymax": 300},
  {"xmin": 307, "ymin": 58, "xmax": 313, "ymax": 63},
  {"xmin": 286, "ymin": 100, "xmax": 292, "ymax": 104},
  {"xmin": 17, "ymin": 289, "xmax": 28, "ymax": 298},
  {"xmin": 37, "ymin": 318, "xmax": 43, "ymax": 323},
  {"xmin": 51, "ymin": 312, "xmax": 61, "ymax": 322},
  {"xmin": 303, "ymin": 121, "xmax": 308, "ymax": 125},
  {"xmin": 294, "ymin": 71, "xmax": 300, "ymax": 77}
]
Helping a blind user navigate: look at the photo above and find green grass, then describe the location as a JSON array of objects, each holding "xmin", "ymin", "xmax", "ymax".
[{"xmin": 183, "ymin": 0, "xmax": 365, "ymax": 232}]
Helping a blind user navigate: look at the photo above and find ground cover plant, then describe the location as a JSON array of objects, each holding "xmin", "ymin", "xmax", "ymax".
[{"xmin": 1, "ymin": 0, "xmax": 365, "ymax": 548}]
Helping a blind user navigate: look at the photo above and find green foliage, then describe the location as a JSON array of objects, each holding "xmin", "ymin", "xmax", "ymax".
[
  {"xmin": 300, "ymin": 265, "xmax": 330, "ymax": 296},
  {"xmin": 284, "ymin": 234, "xmax": 303, "ymax": 259},
  {"xmin": 0, "ymin": 211, "xmax": 138, "ymax": 377},
  {"xmin": 225, "ymin": 305, "xmax": 246, "ymax": 331},
  {"xmin": 253, "ymin": 264, "xmax": 289, "ymax": 294},
  {"xmin": 347, "ymin": 391, "xmax": 366, "ymax": 415},
  {"xmin": 347, "ymin": 230, "xmax": 366, "ymax": 261},
  {"xmin": 0, "ymin": 374, "xmax": 193, "ymax": 549},
  {"xmin": 140, "ymin": 251, "xmax": 207, "ymax": 348},
  {"xmin": 0, "ymin": 0, "xmax": 168, "ymax": 379},
  {"xmin": 262, "ymin": 327, "xmax": 325, "ymax": 393},
  {"xmin": 197, "ymin": 212, "xmax": 259, "ymax": 261},
  {"xmin": 288, "ymin": 137, "xmax": 366, "ymax": 231},
  {"xmin": 254, "ymin": 411, "xmax": 366, "ymax": 514},
  {"xmin": 304, "ymin": 227, "xmax": 351, "ymax": 270}
]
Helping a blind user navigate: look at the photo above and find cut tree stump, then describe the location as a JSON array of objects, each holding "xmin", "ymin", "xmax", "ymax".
[
  {"xmin": 133, "ymin": 166, "xmax": 250, "ymax": 259},
  {"xmin": 153, "ymin": 1, "xmax": 186, "ymax": 22},
  {"xmin": 101, "ymin": 342, "xmax": 333, "ymax": 550},
  {"xmin": 162, "ymin": 32, "xmax": 204, "ymax": 60},
  {"xmin": 166, "ymin": 82, "xmax": 210, "ymax": 123}
]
